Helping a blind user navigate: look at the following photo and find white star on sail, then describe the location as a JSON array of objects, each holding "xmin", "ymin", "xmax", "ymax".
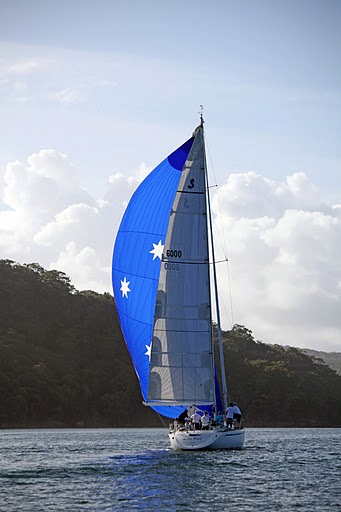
[
  {"xmin": 145, "ymin": 343, "xmax": 152, "ymax": 362},
  {"xmin": 150, "ymin": 240, "xmax": 164, "ymax": 260},
  {"xmin": 120, "ymin": 277, "xmax": 131, "ymax": 298}
]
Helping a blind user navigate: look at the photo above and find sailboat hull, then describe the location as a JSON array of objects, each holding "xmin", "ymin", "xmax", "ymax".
[{"xmin": 169, "ymin": 428, "xmax": 245, "ymax": 451}]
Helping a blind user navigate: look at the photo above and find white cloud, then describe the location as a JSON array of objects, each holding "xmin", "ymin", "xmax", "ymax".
[
  {"xmin": 214, "ymin": 171, "xmax": 326, "ymax": 220},
  {"xmin": 213, "ymin": 173, "xmax": 341, "ymax": 352},
  {"xmin": 0, "ymin": 148, "xmax": 139, "ymax": 296},
  {"xmin": 50, "ymin": 241, "xmax": 110, "ymax": 293},
  {"xmin": 49, "ymin": 88, "xmax": 83, "ymax": 105},
  {"xmin": 0, "ymin": 149, "xmax": 93, "ymax": 262},
  {"xmin": 34, "ymin": 203, "xmax": 100, "ymax": 246},
  {"xmin": 8, "ymin": 58, "xmax": 51, "ymax": 74},
  {"xmin": 0, "ymin": 148, "xmax": 340, "ymax": 352},
  {"xmin": 2, "ymin": 150, "xmax": 92, "ymax": 230}
]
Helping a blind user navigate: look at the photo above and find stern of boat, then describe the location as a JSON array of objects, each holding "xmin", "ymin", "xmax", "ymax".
[{"xmin": 169, "ymin": 428, "xmax": 245, "ymax": 451}]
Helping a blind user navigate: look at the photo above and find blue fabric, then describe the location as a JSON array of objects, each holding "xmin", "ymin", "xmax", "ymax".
[
  {"xmin": 112, "ymin": 137, "xmax": 194, "ymax": 419},
  {"xmin": 215, "ymin": 371, "xmax": 223, "ymax": 413}
]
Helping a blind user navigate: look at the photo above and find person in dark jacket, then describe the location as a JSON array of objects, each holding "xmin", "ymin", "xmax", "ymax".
[{"xmin": 178, "ymin": 409, "xmax": 188, "ymax": 424}]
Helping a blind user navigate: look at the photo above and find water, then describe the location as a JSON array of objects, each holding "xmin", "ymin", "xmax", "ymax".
[{"xmin": 0, "ymin": 428, "xmax": 340, "ymax": 511}]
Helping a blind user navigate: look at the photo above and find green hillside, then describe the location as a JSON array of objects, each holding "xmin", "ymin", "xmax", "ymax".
[
  {"xmin": 302, "ymin": 349, "xmax": 341, "ymax": 375},
  {"xmin": 0, "ymin": 259, "xmax": 340, "ymax": 428}
]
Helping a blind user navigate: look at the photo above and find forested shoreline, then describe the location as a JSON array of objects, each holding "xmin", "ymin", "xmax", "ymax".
[{"xmin": 1, "ymin": 259, "xmax": 340, "ymax": 429}]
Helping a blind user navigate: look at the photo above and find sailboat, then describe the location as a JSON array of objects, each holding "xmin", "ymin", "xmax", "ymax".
[{"xmin": 112, "ymin": 114, "xmax": 245, "ymax": 450}]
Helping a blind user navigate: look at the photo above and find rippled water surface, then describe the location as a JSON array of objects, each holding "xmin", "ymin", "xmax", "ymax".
[{"xmin": 0, "ymin": 428, "xmax": 340, "ymax": 511}]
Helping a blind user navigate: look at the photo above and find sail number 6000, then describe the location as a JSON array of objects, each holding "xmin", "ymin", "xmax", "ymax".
[{"xmin": 166, "ymin": 249, "xmax": 182, "ymax": 258}]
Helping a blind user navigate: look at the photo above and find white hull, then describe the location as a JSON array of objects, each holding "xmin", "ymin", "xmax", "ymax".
[{"xmin": 169, "ymin": 428, "xmax": 245, "ymax": 451}]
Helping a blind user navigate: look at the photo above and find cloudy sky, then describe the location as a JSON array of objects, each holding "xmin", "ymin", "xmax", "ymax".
[{"xmin": 1, "ymin": 0, "xmax": 340, "ymax": 352}]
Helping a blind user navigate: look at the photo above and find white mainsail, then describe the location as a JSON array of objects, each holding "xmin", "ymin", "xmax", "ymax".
[{"xmin": 148, "ymin": 125, "xmax": 215, "ymax": 406}]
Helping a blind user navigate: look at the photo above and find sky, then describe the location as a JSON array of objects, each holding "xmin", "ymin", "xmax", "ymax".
[{"xmin": 0, "ymin": 0, "xmax": 340, "ymax": 352}]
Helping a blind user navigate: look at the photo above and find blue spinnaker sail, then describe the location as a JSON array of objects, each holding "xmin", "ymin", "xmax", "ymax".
[{"xmin": 112, "ymin": 137, "xmax": 195, "ymax": 418}]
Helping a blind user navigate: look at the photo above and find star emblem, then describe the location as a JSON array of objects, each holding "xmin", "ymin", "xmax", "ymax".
[
  {"xmin": 150, "ymin": 240, "xmax": 164, "ymax": 260},
  {"xmin": 145, "ymin": 343, "xmax": 152, "ymax": 362},
  {"xmin": 120, "ymin": 276, "xmax": 131, "ymax": 298}
]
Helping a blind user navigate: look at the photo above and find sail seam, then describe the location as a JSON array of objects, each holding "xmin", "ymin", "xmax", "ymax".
[
  {"xmin": 154, "ymin": 329, "xmax": 210, "ymax": 333},
  {"xmin": 117, "ymin": 310, "xmax": 153, "ymax": 327},
  {"xmin": 176, "ymin": 190, "xmax": 205, "ymax": 195},
  {"xmin": 162, "ymin": 260, "xmax": 208, "ymax": 265},
  {"xmin": 116, "ymin": 229, "xmax": 167, "ymax": 236},
  {"xmin": 112, "ymin": 271, "xmax": 158, "ymax": 282}
]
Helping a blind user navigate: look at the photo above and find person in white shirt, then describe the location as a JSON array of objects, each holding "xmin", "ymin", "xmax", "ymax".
[
  {"xmin": 233, "ymin": 402, "xmax": 242, "ymax": 428},
  {"xmin": 226, "ymin": 403, "xmax": 235, "ymax": 428},
  {"xmin": 188, "ymin": 404, "xmax": 196, "ymax": 417},
  {"xmin": 173, "ymin": 419, "xmax": 179, "ymax": 431},
  {"xmin": 201, "ymin": 411, "xmax": 210, "ymax": 430},
  {"xmin": 191, "ymin": 410, "xmax": 202, "ymax": 430}
]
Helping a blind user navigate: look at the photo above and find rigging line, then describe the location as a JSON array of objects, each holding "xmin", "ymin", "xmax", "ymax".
[
  {"xmin": 210, "ymin": 259, "xmax": 234, "ymax": 330},
  {"xmin": 204, "ymin": 125, "xmax": 228, "ymax": 416},
  {"xmin": 204, "ymin": 132, "xmax": 229, "ymax": 259},
  {"xmin": 226, "ymin": 260, "xmax": 234, "ymax": 327},
  {"xmin": 210, "ymin": 258, "xmax": 228, "ymax": 265},
  {"xmin": 156, "ymin": 410, "xmax": 169, "ymax": 429},
  {"xmin": 204, "ymin": 129, "xmax": 235, "ymax": 329},
  {"xmin": 218, "ymin": 286, "xmax": 234, "ymax": 330},
  {"xmin": 208, "ymin": 276, "xmax": 233, "ymax": 329}
]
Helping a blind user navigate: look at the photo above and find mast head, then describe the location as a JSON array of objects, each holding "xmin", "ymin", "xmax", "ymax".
[
  {"xmin": 200, "ymin": 104, "xmax": 204, "ymax": 126},
  {"xmin": 193, "ymin": 105, "xmax": 204, "ymax": 136}
]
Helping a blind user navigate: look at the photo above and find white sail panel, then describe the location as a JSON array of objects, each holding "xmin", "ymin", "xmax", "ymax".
[{"xmin": 148, "ymin": 127, "xmax": 214, "ymax": 405}]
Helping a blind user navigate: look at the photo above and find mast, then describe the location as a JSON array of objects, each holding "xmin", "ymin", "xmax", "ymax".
[{"xmin": 201, "ymin": 116, "xmax": 229, "ymax": 415}]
